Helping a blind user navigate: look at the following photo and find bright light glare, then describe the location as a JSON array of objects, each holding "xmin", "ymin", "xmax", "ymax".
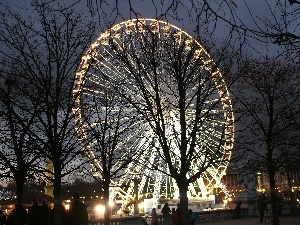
[
  {"xmin": 138, "ymin": 203, "xmax": 144, "ymax": 209},
  {"xmin": 95, "ymin": 205, "xmax": 105, "ymax": 213},
  {"xmin": 109, "ymin": 201, "xmax": 115, "ymax": 207},
  {"xmin": 64, "ymin": 204, "xmax": 70, "ymax": 211}
]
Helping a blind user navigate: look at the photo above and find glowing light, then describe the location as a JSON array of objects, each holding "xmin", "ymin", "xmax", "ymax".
[
  {"xmin": 64, "ymin": 204, "xmax": 70, "ymax": 211},
  {"xmin": 95, "ymin": 205, "xmax": 105, "ymax": 213},
  {"xmin": 109, "ymin": 201, "xmax": 115, "ymax": 207},
  {"xmin": 72, "ymin": 18, "xmax": 234, "ymax": 209},
  {"xmin": 95, "ymin": 205, "xmax": 105, "ymax": 219}
]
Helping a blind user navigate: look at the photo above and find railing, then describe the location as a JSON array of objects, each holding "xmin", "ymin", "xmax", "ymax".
[
  {"xmin": 88, "ymin": 209, "xmax": 247, "ymax": 225},
  {"xmin": 264, "ymin": 202, "xmax": 300, "ymax": 218},
  {"xmin": 89, "ymin": 216, "xmax": 146, "ymax": 225},
  {"xmin": 195, "ymin": 208, "xmax": 247, "ymax": 222},
  {"xmin": 89, "ymin": 203, "xmax": 300, "ymax": 225}
]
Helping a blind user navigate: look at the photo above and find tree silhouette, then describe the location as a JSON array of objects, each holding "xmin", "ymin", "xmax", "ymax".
[
  {"xmin": 0, "ymin": 74, "xmax": 43, "ymax": 225},
  {"xmin": 0, "ymin": 1, "xmax": 95, "ymax": 224},
  {"xmin": 74, "ymin": 89, "xmax": 141, "ymax": 225},
  {"xmin": 234, "ymin": 57, "xmax": 300, "ymax": 225}
]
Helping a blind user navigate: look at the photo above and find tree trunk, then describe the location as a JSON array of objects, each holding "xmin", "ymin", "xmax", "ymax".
[
  {"xmin": 53, "ymin": 166, "xmax": 62, "ymax": 225},
  {"xmin": 103, "ymin": 182, "xmax": 110, "ymax": 225},
  {"xmin": 13, "ymin": 179, "xmax": 24, "ymax": 225},
  {"xmin": 269, "ymin": 170, "xmax": 280, "ymax": 225},
  {"xmin": 178, "ymin": 181, "xmax": 189, "ymax": 225}
]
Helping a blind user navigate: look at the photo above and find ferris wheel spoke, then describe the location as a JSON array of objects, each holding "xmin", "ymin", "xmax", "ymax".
[
  {"xmin": 90, "ymin": 53, "xmax": 140, "ymax": 93},
  {"xmin": 73, "ymin": 19, "xmax": 234, "ymax": 207},
  {"xmin": 109, "ymin": 40, "xmax": 156, "ymax": 92}
]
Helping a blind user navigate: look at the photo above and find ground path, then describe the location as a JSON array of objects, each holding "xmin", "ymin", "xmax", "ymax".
[{"xmin": 197, "ymin": 216, "xmax": 300, "ymax": 225}]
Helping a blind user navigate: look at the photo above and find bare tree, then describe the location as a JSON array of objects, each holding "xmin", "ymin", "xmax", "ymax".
[
  {"xmin": 245, "ymin": 1, "xmax": 300, "ymax": 49},
  {"xmin": 73, "ymin": 89, "xmax": 141, "ymax": 225},
  {"xmin": 0, "ymin": 68, "xmax": 43, "ymax": 225},
  {"xmin": 86, "ymin": 0, "xmax": 245, "ymax": 46},
  {"xmin": 75, "ymin": 19, "xmax": 235, "ymax": 225},
  {"xmin": 233, "ymin": 57, "xmax": 300, "ymax": 225},
  {"xmin": 0, "ymin": 1, "xmax": 95, "ymax": 224},
  {"xmin": 86, "ymin": 0, "xmax": 240, "ymax": 28}
]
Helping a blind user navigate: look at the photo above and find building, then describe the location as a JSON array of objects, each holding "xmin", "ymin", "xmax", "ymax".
[{"xmin": 221, "ymin": 168, "xmax": 300, "ymax": 196}]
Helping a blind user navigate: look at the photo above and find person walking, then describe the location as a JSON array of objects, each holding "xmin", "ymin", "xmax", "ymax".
[
  {"xmin": 68, "ymin": 193, "xmax": 88, "ymax": 225},
  {"xmin": 151, "ymin": 208, "xmax": 158, "ymax": 225},
  {"xmin": 161, "ymin": 203, "xmax": 171, "ymax": 225},
  {"xmin": 257, "ymin": 193, "xmax": 267, "ymax": 223},
  {"xmin": 171, "ymin": 208, "xmax": 178, "ymax": 225}
]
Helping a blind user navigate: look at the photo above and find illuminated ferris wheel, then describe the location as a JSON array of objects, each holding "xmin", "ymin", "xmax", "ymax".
[{"xmin": 72, "ymin": 19, "xmax": 234, "ymax": 208}]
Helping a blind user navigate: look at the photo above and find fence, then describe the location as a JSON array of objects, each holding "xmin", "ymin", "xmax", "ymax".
[
  {"xmin": 88, "ymin": 205, "xmax": 300, "ymax": 225},
  {"xmin": 88, "ymin": 208, "xmax": 246, "ymax": 225}
]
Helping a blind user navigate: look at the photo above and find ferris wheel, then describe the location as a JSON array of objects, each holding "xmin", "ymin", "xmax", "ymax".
[{"xmin": 72, "ymin": 19, "xmax": 234, "ymax": 209}]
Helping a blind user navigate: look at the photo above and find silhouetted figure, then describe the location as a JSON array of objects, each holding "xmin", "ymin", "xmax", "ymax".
[
  {"xmin": 235, "ymin": 198, "xmax": 242, "ymax": 218},
  {"xmin": 28, "ymin": 200, "xmax": 40, "ymax": 225},
  {"xmin": 277, "ymin": 193, "xmax": 284, "ymax": 216},
  {"xmin": 188, "ymin": 209, "xmax": 196, "ymax": 225},
  {"xmin": 39, "ymin": 199, "xmax": 50, "ymax": 225},
  {"xmin": 161, "ymin": 203, "xmax": 171, "ymax": 225},
  {"xmin": 7, "ymin": 205, "xmax": 27, "ymax": 225},
  {"xmin": 68, "ymin": 193, "xmax": 88, "ymax": 225},
  {"xmin": 171, "ymin": 208, "xmax": 179, "ymax": 225},
  {"xmin": 6, "ymin": 210, "xmax": 13, "ymax": 225},
  {"xmin": 257, "ymin": 193, "xmax": 268, "ymax": 223},
  {"xmin": 0, "ymin": 210, "xmax": 7, "ymax": 225},
  {"xmin": 151, "ymin": 208, "xmax": 158, "ymax": 225},
  {"xmin": 49, "ymin": 205, "xmax": 68, "ymax": 225}
]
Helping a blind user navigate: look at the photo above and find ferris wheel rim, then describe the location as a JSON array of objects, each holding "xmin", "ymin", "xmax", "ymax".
[{"xmin": 72, "ymin": 18, "xmax": 234, "ymax": 200}]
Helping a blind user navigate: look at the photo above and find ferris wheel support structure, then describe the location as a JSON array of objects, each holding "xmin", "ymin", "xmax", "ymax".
[{"xmin": 72, "ymin": 18, "xmax": 234, "ymax": 210}]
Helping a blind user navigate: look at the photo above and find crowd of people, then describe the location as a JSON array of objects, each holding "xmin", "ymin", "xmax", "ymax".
[
  {"xmin": 151, "ymin": 202, "xmax": 196, "ymax": 225},
  {"xmin": 0, "ymin": 193, "xmax": 88, "ymax": 225}
]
